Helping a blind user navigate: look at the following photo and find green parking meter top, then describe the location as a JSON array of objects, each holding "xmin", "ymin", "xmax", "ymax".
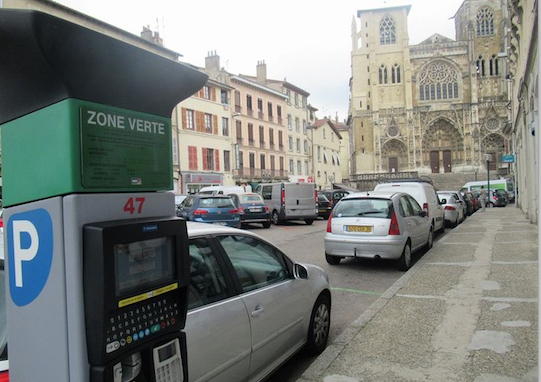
[{"xmin": 0, "ymin": 10, "xmax": 208, "ymax": 207}]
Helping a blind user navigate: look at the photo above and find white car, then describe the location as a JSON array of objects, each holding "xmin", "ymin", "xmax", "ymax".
[{"xmin": 374, "ymin": 179, "xmax": 445, "ymax": 234}]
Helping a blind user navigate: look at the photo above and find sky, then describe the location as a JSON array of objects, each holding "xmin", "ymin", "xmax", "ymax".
[{"xmin": 55, "ymin": 0, "xmax": 465, "ymax": 121}]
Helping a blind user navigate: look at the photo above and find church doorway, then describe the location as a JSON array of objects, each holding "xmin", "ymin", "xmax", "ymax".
[
  {"xmin": 443, "ymin": 150, "xmax": 452, "ymax": 172},
  {"xmin": 382, "ymin": 139, "xmax": 407, "ymax": 173},
  {"xmin": 422, "ymin": 119, "xmax": 464, "ymax": 173},
  {"xmin": 430, "ymin": 151, "xmax": 440, "ymax": 173}
]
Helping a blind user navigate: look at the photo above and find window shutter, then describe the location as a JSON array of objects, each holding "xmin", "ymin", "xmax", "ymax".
[
  {"xmin": 181, "ymin": 108, "xmax": 187, "ymax": 129},
  {"xmin": 196, "ymin": 111, "xmax": 203, "ymax": 132},
  {"xmin": 211, "ymin": 87, "xmax": 216, "ymax": 101},
  {"xmin": 202, "ymin": 148, "xmax": 208, "ymax": 170},
  {"xmin": 188, "ymin": 146, "xmax": 197, "ymax": 170},
  {"xmin": 213, "ymin": 115, "xmax": 218, "ymax": 135},
  {"xmin": 215, "ymin": 149, "xmax": 220, "ymax": 171}
]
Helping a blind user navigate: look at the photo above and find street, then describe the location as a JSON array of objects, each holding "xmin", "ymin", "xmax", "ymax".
[{"xmin": 242, "ymin": 218, "xmax": 452, "ymax": 382}]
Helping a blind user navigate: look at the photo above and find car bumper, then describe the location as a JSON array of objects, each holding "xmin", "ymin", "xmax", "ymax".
[
  {"xmin": 193, "ymin": 218, "xmax": 240, "ymax": 227},
  {"xmin": 324, "ymin": 233, "xmax": 406, "ymax": 260},
  {"xmin": 444, "ymin": 210, "xmax": 458, "ymax": 222}
]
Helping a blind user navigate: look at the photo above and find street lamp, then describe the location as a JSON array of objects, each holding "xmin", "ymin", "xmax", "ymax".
[{"xmin": 486, "ymin": 153, "xmax": 492, "ymax": 206}]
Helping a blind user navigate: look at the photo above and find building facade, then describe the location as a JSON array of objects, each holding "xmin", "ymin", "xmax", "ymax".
[
  {"xmin": 350, "ymin": 1, "xmax": 511, "ymax": 182},
  {"xmin": 504, "ymin": 0, "xmax": 538, "ymax": 223},
  {"xmin": 309, "ymin": 119, "xmax": 343, "ymax": 189}
]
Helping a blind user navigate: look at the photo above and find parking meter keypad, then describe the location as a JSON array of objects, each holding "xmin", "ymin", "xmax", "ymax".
[{"xmin": 105, "ymin": 296, "xmax": 179, "ymax": 354}]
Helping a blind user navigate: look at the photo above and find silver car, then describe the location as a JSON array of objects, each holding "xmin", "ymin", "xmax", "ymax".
[
  {"xmin": 324, "ymin": 192, "xmax": 433, "ymax": 271},
  {"xmin": 438, "ymin": 192, "xmax": 465, "ymax": 227},
  {"xmin": 185, "ymin": 222, "xmax": 331, "ymax": 382}
]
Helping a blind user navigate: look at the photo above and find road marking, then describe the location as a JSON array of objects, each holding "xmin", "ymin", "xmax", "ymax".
[
  {"xmin": 331, "ymin": 287, "xmax": 381, "ymax": 296},
  {"xmin": 481, "ymin": 297, "xmax": 538, "ymax": 303},
  {"xmin": 491, "ymin": 261, "xmax": 538, "ymax": 265},
  {"xmin": 396, "ymin": 294, "xmax": 448, "ymax": 301}
]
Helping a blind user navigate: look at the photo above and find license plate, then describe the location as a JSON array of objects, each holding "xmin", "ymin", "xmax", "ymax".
[
  {"xmin": 319, "ymin": 209, "xmax": 328, "ymax": 213},
  {"xmin": 249, "ymin": 207, "xmax": 261, "ymax": 212},
  {"xmin": 345, "ymin": 225, "xmax": 372, "ymax": 233},
  {"xmin": 213, "ymin": 222, "xmax": 227, "ymax": 226}
]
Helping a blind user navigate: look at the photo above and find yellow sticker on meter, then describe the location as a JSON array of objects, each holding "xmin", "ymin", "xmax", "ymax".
[{"xmin": 118, "ymin": 283, "xmax": 179, "ymax": 308}]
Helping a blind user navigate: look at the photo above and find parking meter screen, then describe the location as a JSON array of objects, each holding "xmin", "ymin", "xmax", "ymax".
[{"xmin": 114, "ymin": 237, "xmax": 175, "ymax": 296}]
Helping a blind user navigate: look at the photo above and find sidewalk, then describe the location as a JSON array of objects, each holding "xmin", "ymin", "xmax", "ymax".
[{"xmin": 298, "ymin": 206, "xmax": 538, "ymax": 382}]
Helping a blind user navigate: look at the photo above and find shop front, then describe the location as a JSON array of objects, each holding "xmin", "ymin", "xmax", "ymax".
[{"xmin": 181, "ymin": 172, "xmax": 222, "ymax": 194}]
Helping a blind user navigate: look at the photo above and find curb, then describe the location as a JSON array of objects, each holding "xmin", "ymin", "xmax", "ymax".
[{"xmin": 295, "ymin": 220, "xmax": 466, "ymax": 382}]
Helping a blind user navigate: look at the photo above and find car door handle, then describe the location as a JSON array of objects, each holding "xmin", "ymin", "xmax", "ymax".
[{"xmin": 251, "ymin": 305, "xmax": 265, "ymax": 317}]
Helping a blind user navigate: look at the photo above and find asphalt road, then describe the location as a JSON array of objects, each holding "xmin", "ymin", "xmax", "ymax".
[{"xmin": 242, "ymin": 217, "xmax": 452, "ymax": 382}]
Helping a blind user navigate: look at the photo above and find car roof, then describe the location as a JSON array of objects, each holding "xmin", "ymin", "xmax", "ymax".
[
  {"xmin": 343, "ymin": 191, "xmax": 400, "ymax": 200},
  {"xmin": 186, "ymin": 221, "xmax": 264, "ymax": 241}
]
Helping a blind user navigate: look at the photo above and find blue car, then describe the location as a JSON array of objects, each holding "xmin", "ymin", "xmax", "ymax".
[{"xmin": 177, "ymin": 195, "xmax": 241, "ymax": 228}]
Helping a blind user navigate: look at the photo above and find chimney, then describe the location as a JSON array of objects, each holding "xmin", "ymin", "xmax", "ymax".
[
  {"xmin": 205, "ymin": 50, "xmax": 220, "ymax": 74},
  {"xmin": 140, "ymin": 26, "xmax": 153, "ymax": 42},
  {"xmin": 256, "ymin": 60, "xmax": 267, "ymax": 85}
]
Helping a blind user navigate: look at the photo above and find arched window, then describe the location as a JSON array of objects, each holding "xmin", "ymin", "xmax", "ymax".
[
  {"xmin": 379, "ymin": 64, "xmax": 388, "ymax": 85},
  {"xmin": 392, "ymin": 63, "xmax": 401, "ymax": 84},
  {"xmin": 419, "ymin": 61, "xmax": 460, "ymax": 101},
  {"xmin": 490, "ymin": 55, "xmax": 499, "ymax": 76},
  {"xmin": 379, "ymin": 16, "xmax": 396, "ymax": 45},
  {"xmin": 477, "ymin": 7, "xmax": 494, "ymax": 36},
  {"xmin": 476, "ymin": 56, "xmax": 486, "ymax": 76}
]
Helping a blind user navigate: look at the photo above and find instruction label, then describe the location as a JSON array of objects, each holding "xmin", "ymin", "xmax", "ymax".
[{"xmin": 80, "ymin": 106, "xmax": 172, "ymax": 189}]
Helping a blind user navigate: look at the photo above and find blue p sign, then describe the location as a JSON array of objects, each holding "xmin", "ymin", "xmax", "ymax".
[{"xmin": 7, "ymin": 209, "xmax": 54, "ymax": 306}]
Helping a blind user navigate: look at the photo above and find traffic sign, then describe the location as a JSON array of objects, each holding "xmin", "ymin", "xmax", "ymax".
[{"xmin": 502, "ymin": 154, "xmax": 515, "ymax": 163}]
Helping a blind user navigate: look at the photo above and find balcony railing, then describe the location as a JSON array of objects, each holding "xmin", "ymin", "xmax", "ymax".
[
  {"xmin": 236, "ymin": 136, "xmax": 243, "ymax": 144},
  {"xmin": 258, "ymin": 111, "xmax": 264, "ymax": 119},
  {"xmin": 278, "ymin": 117, "xmax": 283, "ymax": 125},
  {"xmin": 233, "ymin": 168, "xmax": 289, "ymax": 180},
  {"xmin": 259, "ymin": 141, "xmax": 265, "ymax": 149},
  {"xmin": 279, "ymin": 144, "xmax": 284, "ymax": 151},
  {"xmin": 269, "ymin": 143, "xmax": 275, "ymax": 150},
  {"xmin": 235, "ymin": 105, "xmax": 241, "ymax": 113},
  {"xmin": 268, "ymin": 115, "xmax": 274, "ymax": 123},
  {"xmin": 247, "ymin": 109, "xmax": 253, "ymax": 117},
  {"xmin": 248, "ymin": 139, "xmax": 255, "ymax": 146}
]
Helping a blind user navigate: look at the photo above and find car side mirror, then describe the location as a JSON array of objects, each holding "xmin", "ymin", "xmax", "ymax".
[
  {"xmin": 419, "ymin": 211, "xmax": 427, "ymax": 217},
  {"xmin": 294, "ymin": 263, "xmax": 309, "ymax": 280},
  {"xmin": 440, "ymin": 199, "xmax": 447, "ymax": 204}
]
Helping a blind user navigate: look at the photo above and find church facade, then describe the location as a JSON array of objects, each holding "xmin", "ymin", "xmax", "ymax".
[{"xmin": 349, "ymin": 0, "xmax": 511, "ymax": 177}]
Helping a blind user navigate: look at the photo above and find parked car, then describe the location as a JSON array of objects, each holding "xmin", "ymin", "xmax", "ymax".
[
  {"xmin": 319, "ymin": 189, "xmax": 350, "ymax": 209},
  {"xmin": 0, "ymin": 222, "xmax": 331, "ymax": 382},
  {"xmin": 317, "ymin": 194, "xmax": 332, "ymax": 219},
  {"xmin": 254, "ymin": 182, "xmax": 317, "ymax": 225},
  {"xmin": 462, "ymin": 191, "xmax": 478, "ymax": 213},
  {"xmin": 438, "ymin": 192, "xmax": 465, "ymax": 227},
  {"xmin": 198, "ymin": 185, "xmax": 252, "ymax": 195},
  {"xmin": 229, "ymin": 193, "xmax": 272, "ymax": 228},
  {"xmin": 490, "ymin": 190, "xmax": 507, "ymax": 207},
  {"xmin": 374, "ymin": 179, "xmax": 445, "ymax": 234},
  {"xmin": 324, "ymin": 191, "xmax": 433, "ymax": 271},
  {"xmin": 439, "ymin": 191, "xmax": 467, "ymax": 222},
  {"xmin": 177, "ymin": 195, "xmax": 241, "ymax": 227},
  {"xmin": 495, "ymin": 188, "xmax": 509, "ymax": 204}
]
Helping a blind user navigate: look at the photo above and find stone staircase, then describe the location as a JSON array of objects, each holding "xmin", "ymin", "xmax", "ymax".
[{"xmin": 427, "ymin": 172, "xmax": 501, "ymax": 191}]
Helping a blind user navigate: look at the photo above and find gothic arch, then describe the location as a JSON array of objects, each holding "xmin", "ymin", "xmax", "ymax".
[
  {"xmin": 417, "ymin": 59, "xmax": 463, "ymax": 101},
  {"xmin": 422, "ymin": 118, "xmax": 465, "ymax": 172},
  {"xmin": 382, "ymin": 139, "xmax": 407, "ymax": 172},
  {"xmin": 481, "ymin": 133, "xmax": 507, "ymax": 169}
]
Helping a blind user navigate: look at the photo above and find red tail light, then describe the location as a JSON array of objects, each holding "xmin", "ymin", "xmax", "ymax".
[
  {"xmin": 237, "ymin": 207, "xmax": 244, "ymax": 214},
  {"xmin": 265, "ymin": 206, "xmax": 269, "ymax": 212},
  {"xmin": 493, "ymin": 196, "xmax": 498, "ymax": 200},
  {"xmin": 229, "ymin": 209, "xmax": 239, "ymax": 214},
  {"xmin": 422, "ymin": 203, "xmax": 429, "ymax": 217},
  {"xmin": 314, "ymin": 189, "xmax": 318, "ymax": 203},
  {"xmin": 0, "ymin": 218, "xmax": 3, "ymax": 228},
  {"xmin": 193, "ymin": 209, "xmax": 208, "ymax": 215},
  {"xmin": 0, "ymin": 371, "xmax": 9, "ymax": 382},
  {"xmin": 388, "ymin": 211, "xmax": 400, "ymax": 235},
  {"xmin": 281, "ymin": 188, "xmax": 285, "ymax": 205},
  {"xmin": 326, "ymin": 212, "xmax": 333, "ymax": 233},
  {"xmin": 445, "ymin": 206, "xmax": 456, "ymax": 211}
]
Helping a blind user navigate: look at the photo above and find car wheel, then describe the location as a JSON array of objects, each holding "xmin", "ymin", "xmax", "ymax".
[
  {"xmin": 325, "ymin": 253, "xmax": 341, "ymax": 265},
  {"xmin": 305, "ymin": 219, "xmax": 314, "ymax": 225},
  {"xmin": 425, "ymin": 227, "xmax": 434, "ymax": 250},
  {"xmin": 305, "ymin": 294, "xmax": 331, "ymax": 355},
  {"xmin": 262, "ymin": 221, "xmax": 271, "ymax": 228},
  {"xmin": 397, "ymin": 242, "xmax": 412, "ymax": 271},
  {"xmin": 272, "ymin": 210, "xmax": 281, "ymax": 225}
]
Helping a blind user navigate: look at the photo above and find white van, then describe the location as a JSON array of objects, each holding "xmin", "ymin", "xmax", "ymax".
[
  {"xmin": 254, "ymin": 182, "xmax": 318, "ymax": 225},
  {"xmin": 198, "ymin": 185, "xmax": 252, "ymax": 195},
  {"xmin": 374, "ymin": 180, "xmax": 445, "ymax": 233}
]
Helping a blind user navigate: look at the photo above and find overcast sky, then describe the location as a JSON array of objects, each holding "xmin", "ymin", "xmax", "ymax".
[{"xmin": 56, "ymin": 0, "xmax": 465, "ymax": 121}]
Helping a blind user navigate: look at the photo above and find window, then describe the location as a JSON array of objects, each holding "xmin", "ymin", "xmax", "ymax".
[
  {"xmin": 186, "ymin": 109, "xmax": 195, "ymax": 130},
  {"xmin": 490, "ymin": 55, "xmax": 499, "ymax": 76},
  {"xmin": 295, "ymin": 118, "xmax": 300, "ymax": 132},
  {"xmin": 221, "ymin": 89, "xmax": 228, "ymax": 104},
  {"xmin": 303, "ymin": 120, "xmax": 307, "ymax": 134},
  {"xmin": 286, "ymin": 90, "xmax": 291, "ymax": 104},
  {"xmin": 246, "ymin": 95, "xmax": 253, "ymax": 110},
  {"xmin": 296, "ymin": 138, "xmax": 301, "ymax": 152},
  {"xmin": 260, "ymin": 154, "xmax": 266, "ymax": 170},
  {"xmin": 288, "ymin": 115, "xmax": 292, "ymax": 130},
  {"xmin": 323, "ymin": 128, "xmax": 326, "ymax": 139},
  {"xmin": 477, "ymin": 7, "xmax": 494, "ymax": 36},
  {"xmin": 270, "ymin": 155, "xmax": 275, "ymax": 171},
  {"xmin": 262, "ymin": 186, "xmax": 272, "ymax": 200},
  {"xmin": 379, "ymin": 15, "xmax": 396, "ymax": 45},
  {"xmin": 236, "ymin": 120, "xmax": 242, "ymax": 142},
  {"xmin": 476, "ymin": 56, "xmax": 486, "ymax": 77},
  {"xmin": 304, "ymin": 140, "xmax": 308, "ymax": 154},
  {"xmin": 269, "ymin": 128, "xmax": 274, "ymax": 147},
  {"xmin": 204, "ymin": 113, "xmax": 212, "ymax": 133},
  {"xmin": 218, "ymin": 235, "xmax": 289, "ymax": 293},
  {"xmin": 304, "ymin": 161, "xmax": 308, "ymax": 175},
  {"xmin": 249, "ymin": 153, "xmax": 255, "ymax": 169},
  {"xmin": 224, "ymin": 150, "xmax": 231, "ymax": 171},
  {"xmin": 318, "ymin": 146, "xmax": 321, "ymax": 161},
  {"xmin": 203, "ymin": 148, "xmax": 214, "ymax": 171},
  {"xmin": 257, "ymin": 98, "xmax": 263, "ymax": 112},
  {"xmin": 289, "ymin": 136, "xmax": 293, "ymax": 152},
  {"xmin": 203, "ymin": 85, "xmax": 211, "ymax": 100},
  {"xmin": 188, "ymin": 146, "xmax": 197, "ymax": 170},
  {"xmin": 234, "ymin": 91, "xmax": 241, "ymax": 112},
  {"xmin": 399, "ymin": 196, "xmax": 413, "ymax": 217},
  {"xmin": 277, "ymin": 105, "xmax": 282, "ymax": 118},
  {"xmin": 248, "ymin": 124, "xmax": 254, "ymax": 145},
  {"xmin": 294, "ymin": 93, "xmax": 299, "ymax": 107},
  {"xmin": 419, "ymin": 61, "xmax": 460, "ymax": 100},
  {"xmin": 172, "ymin": 136, "xmax": 179, "ymax": 165},
  {"xmin": 187, "ymin": 238, "xmax": 230, "ymax": 310},
  {"xmin": 392, "ymin": 63, "xmax": 401, "ymax": 84},
  {"xmin": 268, "ymin": 102, "xmax": 273, "ymax": 118},
  {"xmin": 289, "ymin": 159, "xmax": 294, "ymax": 174},
  {"xmin": 259, "ymin": 125, "xmax": 265, "ymax": 146},
  {"xmin": 297, "ymin": 161, "xmax": 302, "ymax": 175},
  {"xmin": 379, "ymin": 64, "xmax": 388, "ymax": 84},
  {"xmin": 280, "ymin": 156, "xmax": 284, "ymax": 171},
  {"xmin": 222, "ymin": 117, "xmax": 229, "ymax": 136},
  {"xmin": 302, "ymin": 96, "xmax": 307, "ymax": 109},
  {"xmin": 279, "ymin": 131, "xmax": 284, "ymax": 148}
]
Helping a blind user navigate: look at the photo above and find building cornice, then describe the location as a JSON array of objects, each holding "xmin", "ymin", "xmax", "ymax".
[
  {"xmin": 357, "ymin": 4, "xmax": 412, "ymax": 17},
  {"xmin": 231, "ymin": 76, "xmax": 288, "ymax": 100}
]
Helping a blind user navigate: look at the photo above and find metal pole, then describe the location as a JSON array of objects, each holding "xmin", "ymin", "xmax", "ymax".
[{"xmin": 487, "ymin": 160, "xmax": 490, "ymax": 207}]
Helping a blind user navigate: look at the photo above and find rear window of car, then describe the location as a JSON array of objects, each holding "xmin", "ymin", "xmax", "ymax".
[
  {"xmin": 318, "ymin": 194, "xmax": 329, "ymax": 202},
  {"xmin": 199, "ymin": 197, "xmax": 235, "ymax": 208},
  {"xmin": 240, "ymin": 195, "xmax": 263, "ymax": 203},
  {"xmin": 334, "ymin": 198, "xmax": 392, "ymax": 219},
  {"xmin": 438, "ymin": 193, "xmax": 453, "ymax": 201}
]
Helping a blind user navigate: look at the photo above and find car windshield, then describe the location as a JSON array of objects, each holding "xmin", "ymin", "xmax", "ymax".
[
  {"xmin": 199, "ymin": 197, "xmax": 235, "ymax": 208},
  {"xmin": 240, "ymin": 195, "xmax": 262, "ymax": 203},
  {"xmin": 438, "ymin": 193, "xmax": 454, "ymax": 202},
  {"xmin": 334, "ymin": 198, "xmax": 392, "ymax": 218},
  {"xmin": 318, "ymin": 195, "xmax": 329, "ymax": 202}
]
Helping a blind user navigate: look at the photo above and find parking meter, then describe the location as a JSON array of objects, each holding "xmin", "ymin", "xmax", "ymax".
[{"xmin": 0, "ymin": 9, "xmax": 207, "ymax": 382}]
